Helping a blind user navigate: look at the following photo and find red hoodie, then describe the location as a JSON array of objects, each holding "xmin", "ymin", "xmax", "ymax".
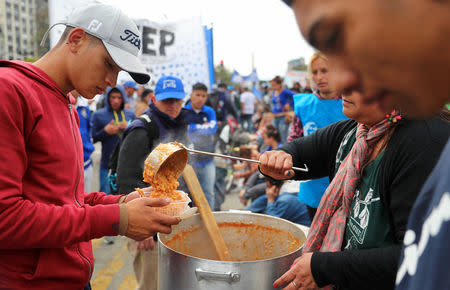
[{"xmin": 0, "ymin": 61, "xmax": 123, "ymax": 288}]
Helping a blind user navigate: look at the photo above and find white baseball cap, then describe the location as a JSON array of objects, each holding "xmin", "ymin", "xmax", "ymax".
[{"xmin": 41, "ymin": 4, "xmax": 150, "ymax": 84}]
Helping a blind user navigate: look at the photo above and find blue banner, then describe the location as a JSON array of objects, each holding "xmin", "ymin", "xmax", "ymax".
[{"xmin": 204, "ymin": 25, "xmax": 215, "ymax": 89}]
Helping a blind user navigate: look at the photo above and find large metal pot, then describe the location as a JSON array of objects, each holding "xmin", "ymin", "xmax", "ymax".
[{"xmin": 158, "ymin": 212, "xmax": 306, "ymax": 290}]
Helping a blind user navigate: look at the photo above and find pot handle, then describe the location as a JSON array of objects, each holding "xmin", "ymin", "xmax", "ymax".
[{"xmin": 195, "ymin": 268, "xmax": 240, "ymax": 283}]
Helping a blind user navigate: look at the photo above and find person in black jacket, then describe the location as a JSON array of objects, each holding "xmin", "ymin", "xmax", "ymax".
[
  {"xmin": 260, "ymin": 91, "xmax": 449, "ymax": 290},
  {"xmin": 116, "ymin": 76, "xmax": 190, "ymax": 290}
]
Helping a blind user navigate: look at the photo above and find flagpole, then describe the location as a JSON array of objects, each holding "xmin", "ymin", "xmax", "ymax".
[
  {"xmin": 252, "ymin": 52, "xmax": 255, "ymax": 89},
  {"xmin": 252, "ymin": 52, "xmax": 255, "ymax": 71}
]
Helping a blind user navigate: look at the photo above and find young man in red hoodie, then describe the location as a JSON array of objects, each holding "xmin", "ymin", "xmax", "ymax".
[{"xmin": 0, "ymin": 4, "xmax": 179, "ymax": 289}]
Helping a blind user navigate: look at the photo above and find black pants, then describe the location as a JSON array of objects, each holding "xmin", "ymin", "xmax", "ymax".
[{"xmin": 306, "ymin": 205, "xmax": 317, "ymax": 222}]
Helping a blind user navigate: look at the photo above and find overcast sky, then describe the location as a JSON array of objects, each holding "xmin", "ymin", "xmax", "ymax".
[{"xmin": 102, "ymin": 0, "xmax": 315, "ymax": 80}]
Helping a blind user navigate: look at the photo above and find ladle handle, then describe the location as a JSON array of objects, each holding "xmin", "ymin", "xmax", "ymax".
[{"xmin": 185, "ymin": 148, "xmax": 309, "ymax": 172}]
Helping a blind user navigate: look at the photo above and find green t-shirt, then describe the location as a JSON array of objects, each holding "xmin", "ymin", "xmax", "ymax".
[{"xmin": 334, "ymin": 128, "xmax": 395, "ymax": 251}]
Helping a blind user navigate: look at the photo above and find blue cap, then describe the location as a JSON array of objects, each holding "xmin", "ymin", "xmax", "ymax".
[
  {"xmin": 123, "ymin": 80, "xmax": 138, "ymax": 90},
  {"xmin": 154, "ymin": 76, "xmax": 185, "ymax": 101}
]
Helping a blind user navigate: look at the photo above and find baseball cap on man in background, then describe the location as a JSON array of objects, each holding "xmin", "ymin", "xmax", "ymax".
[
  {"xmin": 41, "ymin": 4, "xmax": 150, "ymax": 84},
  {"xmin": 124, "ymin": 80, "xmax": 139, "ymax": 90},
  {"xmin": 155, "ymin": 76, "xmax": 186, "ymax": 101},
  {"xmin": 122, "ymin": 80, "xmax": 139, "ymax": 110}
]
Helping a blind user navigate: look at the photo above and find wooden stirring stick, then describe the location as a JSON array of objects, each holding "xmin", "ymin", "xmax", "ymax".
[{"xmin": 182, "ymin": 164, "xmax": 232, "ymax": 261}]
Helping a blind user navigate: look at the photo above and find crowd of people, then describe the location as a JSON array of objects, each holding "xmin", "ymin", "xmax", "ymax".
[{"xmin": 0, "ymin": 1, "xmax": 448, "ymax": 290}]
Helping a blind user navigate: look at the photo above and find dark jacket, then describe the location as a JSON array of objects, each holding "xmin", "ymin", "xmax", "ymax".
[
  {"xmin": 91, "ymin": 86, "xmax": 135, "ymax": 169},
  {"xmin": 280, "ymin": 118, "xmax": 449, "ymax": 290},
  {"xmin": 206, "ymin": 88, "xmax": 239, "ymax": 122},
  {"xmin": 116, "ymin": 103, "xmax": 190, "ymax": 194}
]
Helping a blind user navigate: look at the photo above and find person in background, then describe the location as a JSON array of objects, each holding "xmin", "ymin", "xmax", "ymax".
[
  {"xmin": 270, "ymin": 76, "xmax": 294, "ymax": 142},
  {"xmin": 238, "ymin": 171, "xmax": 266, "ymax": 206},
  {"xmin": 185, "ymin": 82, "xmax": 218, "ymax": 208},
  {"xmin": 208, "ymin": 82, "xmax": 239, "ymax": 127},
  {"xmin": 209, "ymin": 83, "xmax": 239, "ymax": 211},
  {"xmin": 227, "ymin": 85, "xmax": 240, "ymax": 116},
  {"xmin": 123, "ymin": 80, "xmax": 139, "ymax": 111},
  {"xmin": 92, "ymin": 86, "xmax": 136, "ymax": 195},
  {"xmin": 233, "ymin": 147, "xmax": 259, "ymax": 185},
  {"xmin": 291, "ymin": 81, "xmax": 302, "ymax": 94},
  {"xmin": 246, "ymin": 176, "xmax": 311, "ymax": 226},
  {"xmin": 281, "ymin": 1, "xmax": 450, "ymax": 289},
  {"xmin": 239, "ymin": 124, "xmax": 283, "ymax": 205},
  {"xmin": 117, "ymin": 75, "xmax": 190, "ymax": 290},
  {"xmin": 302, "ymin": 78, "xmax": 313, "ymax": 94},
  {"xmin": 240, "ymin": 86, "xmax": 257, "ymax": 132},
  {"xmin": 294, "ymin": 52, "xmax": 348, "ymax": 220},
  {"xmin": 260, "ymin": 124, "xmax": 283, "ymax": 152},
  {"xmin": 0, "ymin": 4, "xmax": 180, "ymax": 288},
  {"xmin": 73, "ymin": 90, "xmax": 95, "ymax": 193},
  {"xmin": 255, "ymin": 104, "xmax": 274, "ymax": 141},
  {"xmin": 233, "ymin": 86, "xmax": 242, "ymax": 116},
  {"xmin": 287, "ymin": 79, "xmax": 310, "ymax": 142},
  {"xmin": 92, "ymin": 86, "xmax": 135, "ymax": 244},
  {"xmin": 287, "ymin": 113, "xmax": 304, "ymax": 142},
  {"xmin": 135, "ymin": 88, "xmax": 153, "ymax": 117}
]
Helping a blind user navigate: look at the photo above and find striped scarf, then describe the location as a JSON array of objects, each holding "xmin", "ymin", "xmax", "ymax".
[{"xmin": 304, "ymin": 117, "xmax": 393, "ymax": 253}]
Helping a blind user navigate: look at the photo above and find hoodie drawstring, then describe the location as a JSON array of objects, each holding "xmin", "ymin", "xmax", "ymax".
[{"xmin": 113, "ymin": 110, "xmax": 126, "ymax": 125}]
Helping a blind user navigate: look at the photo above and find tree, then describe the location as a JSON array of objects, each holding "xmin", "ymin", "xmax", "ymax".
[
  {"xmin": 35, "ymin": 0, "xmax": 49, "ymax": 57},
  {"xmin": 291, "ymin": 64, "xmax": 308, "ymax": 71},
  {"xmin": 214, "ymin": 63, "xmax": 232, "ymax": 85}
]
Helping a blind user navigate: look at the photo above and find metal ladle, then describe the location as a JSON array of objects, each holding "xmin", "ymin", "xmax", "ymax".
[
  {"xmin": 181, "ymin": 145, "xmax": 309, "ymax": 172},
  {"xmin": 146, "ymin": 142, "xmax": 309, "ymax": 186}
]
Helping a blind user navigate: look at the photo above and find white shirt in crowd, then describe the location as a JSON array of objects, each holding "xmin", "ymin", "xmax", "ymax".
[{"xmin": 240, "ymin": 91, "xmax": 257, "ymax": 115}]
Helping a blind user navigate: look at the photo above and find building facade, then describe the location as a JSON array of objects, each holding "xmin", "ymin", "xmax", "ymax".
[{"xmin": 0, "ymin": 0, "xmax": 48, "ymax": 60}]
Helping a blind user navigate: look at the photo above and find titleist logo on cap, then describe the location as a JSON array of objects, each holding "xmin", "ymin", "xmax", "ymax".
[{"xmin": 120, "ymin": 29, "xmax": 141, "ymax": 50}]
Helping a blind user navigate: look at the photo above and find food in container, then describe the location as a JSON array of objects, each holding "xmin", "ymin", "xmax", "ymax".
[{"xmin": 152, "ymin": 190, "xmax": 191, "ymax": 216}]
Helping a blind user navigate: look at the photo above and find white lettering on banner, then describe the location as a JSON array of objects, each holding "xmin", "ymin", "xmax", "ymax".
[
  {"xmin": 162, "ymin": 80, "xmax": 176, "ymax": 89},
  {"xmin": 396, "ymin": 192, "xmax": 450, "ymax": 285},
  {"xmin": 136, "ymin": 17, "xmax": 210, "ymax": 95},
  {"xmin": 88, "ymin": 20, "xmax": 102, "ymax": 32}
]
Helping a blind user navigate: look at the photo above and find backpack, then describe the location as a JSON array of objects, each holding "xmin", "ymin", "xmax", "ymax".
[
  {"xmin": 206, "ymin": 89, "xmax": 226, "ymax": 122},
  {"xmin": 108, "ymin": 114, "xmax": 159, "ymax": 195}
]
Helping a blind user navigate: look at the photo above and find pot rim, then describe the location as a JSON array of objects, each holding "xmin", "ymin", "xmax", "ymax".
[{"xmin": 158, "ymin": 212, "xmax": 306, "ymax": 263}]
